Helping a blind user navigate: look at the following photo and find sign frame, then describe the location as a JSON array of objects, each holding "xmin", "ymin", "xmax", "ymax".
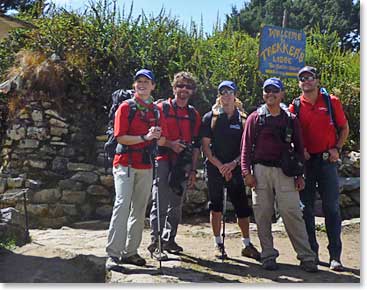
[{"xmin": 259, "ymin": 25, "xmax": 306, "ymax": 78}]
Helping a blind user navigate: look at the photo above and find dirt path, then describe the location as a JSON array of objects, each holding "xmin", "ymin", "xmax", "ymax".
[{"xmin": 0, "ymin": 217, "xmax": 360, "ymax": 283}]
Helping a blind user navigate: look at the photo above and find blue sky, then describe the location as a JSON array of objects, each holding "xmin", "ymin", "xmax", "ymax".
[{"xmin": 49, "ymin": 0, "xmax": 247, "ymax": 34}]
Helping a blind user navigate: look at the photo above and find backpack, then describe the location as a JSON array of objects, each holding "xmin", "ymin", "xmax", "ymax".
[
  {"xmin": 104, "ymin": 89, "xmax": 135, "ymax": 165},
  {"xmin": 210, "ymin": 109, "xmax": 247, "ymax": 131},
  {"xmin": 161, "ymin": 100, "xmax": 197, "ymax": 137},
  {"xmin": 292, "ymin": 87, "xmax": 337, "ymax": 130}
]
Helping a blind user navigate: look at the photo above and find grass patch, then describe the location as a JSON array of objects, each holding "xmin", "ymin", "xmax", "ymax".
[
  {"xmin": 0, "ymin": 236, "xmax": 17, "ymax": 250},
  {"xmin": 315, "ymin": 224, "xmax": 327, "ymax": 233}
]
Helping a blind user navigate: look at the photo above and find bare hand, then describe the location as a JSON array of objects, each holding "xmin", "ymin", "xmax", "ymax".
[
  {"xmin": 170, "ymin": 139, "xmax": 186, "ymax": 154},
  {"xmin": 294, "ymin": 176, "xmax": 305, "ymax": 191},
  {"xmin": 224, "ymin": 171, "xmax": 232, "ymax": 182},
  {"xmin": 244, "ymin": 174, "xmax": 256, "ymax": 188},
  {"xmin": 145, "ymin": 126, "xmax": 162, "ymax": 140},
  {"xmin": 304, "ymin": 148, "xmax": 311, "ymax": 161},
  {"xmin": 219, "ymin": 161, "xmax": 236, "ymax": 176},
  {"xmin": 328, "ymin": 148, "xmax": 339, "ymax": 163},
  {"xmin": 187, "ymin": 171, "xmax": 196, "ymax": 189}
]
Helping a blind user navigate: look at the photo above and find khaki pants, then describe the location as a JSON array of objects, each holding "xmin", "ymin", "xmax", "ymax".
[
  {"xmin": 106, "ymin": 165, "xmax": 153, "ymax": 258},
  {"xmin": 252, "ymin": 164, "xmax": 315, "ymax": 262}
]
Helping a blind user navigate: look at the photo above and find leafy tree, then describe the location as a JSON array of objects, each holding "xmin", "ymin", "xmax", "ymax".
[{"xmin": 225, "ymin": 0, "xmax": 360, "ymax": 51}]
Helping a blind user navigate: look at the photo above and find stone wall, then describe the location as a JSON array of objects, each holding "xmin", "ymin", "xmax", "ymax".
[{"xmin": 0, "ymin": 90, "xmax": 111, "ymax": 228}]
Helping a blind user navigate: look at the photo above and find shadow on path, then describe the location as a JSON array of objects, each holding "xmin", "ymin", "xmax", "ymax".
[
  {"xmin": 178, "ymin": 253, "xmax": 360, "ymax": 283},
  {"xmin": 0, "ymin": 248, "xmax": 106, "ymax": 283}
]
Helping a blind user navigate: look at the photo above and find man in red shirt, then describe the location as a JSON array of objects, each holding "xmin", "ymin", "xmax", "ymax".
[
  {"xmin": 105, "ymin": 69, "xmax": 167, "ymax": 269},
  {"xmin": 148, "ymin": 71, "xmax": 201, "ymax": 259},
  {"xmin": 289, "ymin": 66, "xmax": 349, "ymax": 271}
]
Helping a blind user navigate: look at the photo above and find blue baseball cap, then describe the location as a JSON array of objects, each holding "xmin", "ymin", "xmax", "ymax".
[
  {"xmin": 134, "ymin": 69, "xmax": 155, "ymax": 81},
  {"xmin": 218, "ymin": 80, "xmax": 237, "ymax": 91},
  {"xmin": 263, "ymin": 78, "xmax": 284, "ymax": 91}
]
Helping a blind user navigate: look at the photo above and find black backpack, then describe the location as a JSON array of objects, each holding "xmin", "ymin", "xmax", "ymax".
[
  {"xmin": 104, "ymin": 89, "xmax": 136, "ymax": 166},
  {"xmin": 253, "ymin": 104, "xmax": 304, "ymax": 177}
]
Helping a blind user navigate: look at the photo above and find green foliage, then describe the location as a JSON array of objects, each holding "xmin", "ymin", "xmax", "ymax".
[
  {"xmin": 0, "ymin": 0, "xmax": 360, "ymax": 148},
  {"xmin": 0, "ymin": 236, "xmax": 17, "ymax": 250}
]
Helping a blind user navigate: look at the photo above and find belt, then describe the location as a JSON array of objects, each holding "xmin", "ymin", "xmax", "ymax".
[
  {"xmin": 310, "ymin": 152, "xmax": 330, "ymax": 161},
  {"xmin": 254, "ymin": 160, "xmax": 281, "ymax": 167}
]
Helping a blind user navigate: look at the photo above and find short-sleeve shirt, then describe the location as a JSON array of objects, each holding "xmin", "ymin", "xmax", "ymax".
[
  {"xmin": 289, "ymin": 92, "xmax": 347, "ymax": 154},
  {"xmin": 113, "ymin": 101, "xmax": 167, "ymax": 169},
  {"xmin": 157, "ymin": 98, "xmax": 201, "ymax": 161},
  {"xmin": 200, "ymin": 109, "xmax": 244, "ymax": 163}
]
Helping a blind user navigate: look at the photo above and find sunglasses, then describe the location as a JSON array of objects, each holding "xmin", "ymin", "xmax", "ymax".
[
  {"xmin": 176, "ymin": 83, "xmax": 195, "ymax": 90},
  {"xmin": 219, "ymin": 89, "xmax": 235, "ymax": 95},
  {"xmin": 264, "ymin": 87, "xmax": 281, "ymax": 94},
  {"xmin": 299, "ymin": 76, "xmax": 316, "ymax": 82}
]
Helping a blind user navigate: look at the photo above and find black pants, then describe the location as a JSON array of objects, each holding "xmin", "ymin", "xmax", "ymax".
[{"xmin": 205, "ymin": 161, "xmax": 252, "ymax": 218}]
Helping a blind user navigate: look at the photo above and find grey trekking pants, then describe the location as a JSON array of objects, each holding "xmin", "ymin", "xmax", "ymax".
[
  {"xmin": 106, "ymin": 165, "xmax": 153, "ymax": 258},
  {"xmin": 149, "ymin": 160, "xmax": 186, "ymax": 243}
]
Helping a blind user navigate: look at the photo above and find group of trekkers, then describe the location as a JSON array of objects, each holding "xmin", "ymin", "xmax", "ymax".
[{"xmin": 105, "ymin": 66, "xmax": 349, "ymax": 274}]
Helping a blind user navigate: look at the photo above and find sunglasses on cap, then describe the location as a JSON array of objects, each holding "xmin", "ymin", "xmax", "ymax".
[
  {"xmin": 264, "ymin": 87, "xmax": 281, "ymax": 94},
  {"xmin": 219, "ymin": 89, "xmax": 235, "ymax": 95},
  {"xmin": 299, "ymin": 75, "xmax": 316, "ymax": 82},
  {"xmin": 176, "ymin": 83, "xmax": 195, "ymax": 90}
]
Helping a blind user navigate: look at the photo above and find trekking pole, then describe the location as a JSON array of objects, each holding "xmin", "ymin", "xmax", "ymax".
[
  {"xmin": 153, "ymin": 157, "xmax": 163, "ymax": 271},
  {"xmin": 151, "ymin": 118, "xmax": 163, "ymax": 272},
  {"xmin": 22, "ymin": 189, "xmax": 30, "ymax": 243},
  {"xmin": 221, "ymin": 184, "xmax": 227, "ymax": 262}
]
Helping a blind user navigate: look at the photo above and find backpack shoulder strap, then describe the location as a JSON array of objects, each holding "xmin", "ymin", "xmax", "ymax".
[
  {"xmin": 162, "ymin": 100, "xmax": 170, "ymax": 118},
  {"xmin": 152, "ymin": 103, "xmax": 160, "ymax": 125},
  {"xmin": 293, "ymin": 97, "xmax": 301, "ymax": 117},
  {"xmin": 252, "ymin": 105, "xmax": 268, "ymax": 150},
  {"xmin": 320, "ymin": 87, "xmax": 337, "ymax": 128},
  {"xmin": 187, "ymin": 104, "xmax": 196, "ymax": 133},
  {"xmin": 126, "ymin": 98, "xmax": 137, "ymax": 124},
  {"xmin": 239, "ymin": 110, "xmax": 247, "ymax": 129},
  {"xmin": 210, "ymin": 111, "xmax": 219, "ymax": 131}
]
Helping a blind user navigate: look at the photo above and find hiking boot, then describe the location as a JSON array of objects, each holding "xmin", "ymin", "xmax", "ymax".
[
  {"xmin": 262, "ymin": 259, "xmax": 278, "ymax": 271},
  {"xmin": 330, "ymin": 260, "xmax": 344, "ymax": 272},
  {"xmin": 300, "ymin": 260, "xmax": 318, "ymax": 272},
  {"xmin": 215, "ymin": 243, "xmax": 228, "ymax": 260},
  {"xmin": 241, "ymin": 243, "xmax": 261, "ymax": 261},
  {"xmin": 151, "ymin": 248, "xmax": 169, "ymax": 261},
  {"xmin": 163, "ymin": 240, "xmax": 183, "ymax": 254},
  {"xmin": 105, "ymin": 256, "xmax": 121, "ymax": 271},
  {"xmin": 121, "ymin": 254, "xmax": 146, "ymax": 266},
  {"xmin": 147, "ymin": 241, "xmax": 158, "ymax": 255}
]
